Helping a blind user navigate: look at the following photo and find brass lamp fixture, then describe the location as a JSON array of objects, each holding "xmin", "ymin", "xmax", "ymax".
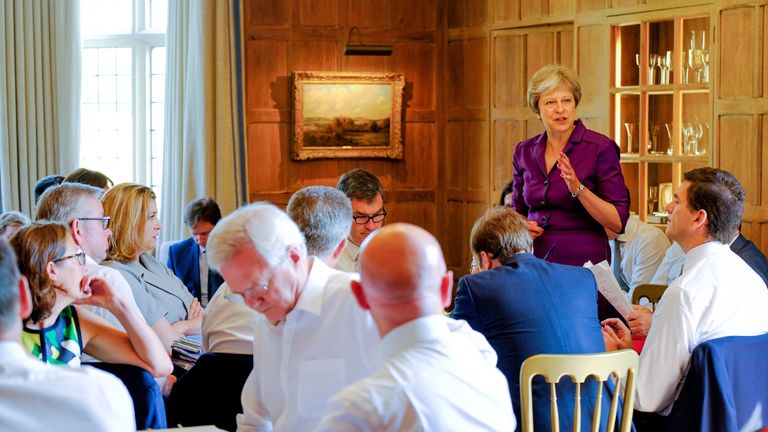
[{"xmin": 343, "ymin": 26, "xmax": 393, "ymax": 56}]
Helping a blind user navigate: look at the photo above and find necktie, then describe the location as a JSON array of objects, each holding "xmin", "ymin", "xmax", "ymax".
[
  {"xmin": 612, "ymin": 240, "xmax": 631, "ymax": 292},
  {"xmin": 200, "ymin": 248, "xmax": 209, "ymax": 307}
]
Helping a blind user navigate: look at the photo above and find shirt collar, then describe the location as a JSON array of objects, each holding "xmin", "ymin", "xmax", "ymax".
[
  {"xmin": 380, "ymin": 314, "xmax": 449, "ymax": 361},
  {"xmin": 683, "ymin": 240, "xmax": 728, "ymax": 271},
  {"xmin": 293, "ymin": 257, "xmax": 330, "ymax": 317}
]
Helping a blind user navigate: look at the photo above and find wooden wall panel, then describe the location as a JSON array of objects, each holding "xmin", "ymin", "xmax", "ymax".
[
  {"xmin": 245, "ymin": 41, "xmax": 287, "ymax": 112},
  {"xmin": 246, "ymin": 123, "xmax": 287, "ymax": 192},
  {"xmin": 526, "ymin": 32, "xmax": 557, "ymax": 76},
  {"xmin": 550, "ymin": 0, "xmax": 575, "ymax": 18},
  {"xmin": 446, "ymin": 41, "xmax": 465, "ymax": 109},
  {"xmin": 493, "ymin": 34, "xmax": 524, "ymax": 109},
  {"xmin": 347, "ymin": 0, "xmax": 389, "ymax": 29},
  {"xmin": 494, "ymin": 0, "xmax": 518, "ymax": 23},
  {"xmin": 578, "ymin": 0, "xmax": 605, "ymax": 12},
  {"xmin": 521, "ymin": 0, "xmax": 545, "ymax": 21},
  {"xmin": 446, "ymin": 122, "xmax": 464, "ymax": 189},
  {"xmin": 444, "ymin": 201, "xmax": 465, "ymax": 268},
  {"xmin": 392, "ymin": 0, "xmax": 438, "ymax": 30},
  {"xmin": 465, "ymin": 0, "xmax": 489, "ymax": 27},
  {"xmin": 719, "ymin": 6, "xmax": 759, "ymax": 99},
  {"xmin": 298, "ymin": 0, "xmax": 337, "ymax": 27},
  {"xmin": 577, "ymin": 24, "xmax": 609, "ymax": 118},
  {"xmin": 493, "ymin": 120, "xmax": 524, "ymax": 189},
  {"xmin": 560, "ymin": 30, "xmax": 574, "ymax": 67},
  {"xmin": 393, "ymin": 43, "xmax": 436, "ymax": 110},
  {"xmin": 465, "ymin": 37, "xmax": 489, "ymax": 109},
  {"xmin": 245, "ymin": 0, "xmax": 290, "ymax": 27},
  {"xmin": 290, "ymin": 41, "xmax": 339, "ymax": 71},
  {"xmin": 467, "ymin": 120, "xmax": 490, "ymax": 190},
  {"xmin": 719, "ymin": 115, "xmax": 760, "ymax": 206}
]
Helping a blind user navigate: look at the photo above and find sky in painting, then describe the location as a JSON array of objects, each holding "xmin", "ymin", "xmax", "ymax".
[{"xmin": 303, "ymin": 83, "xmax": 392, "ymax": 119}]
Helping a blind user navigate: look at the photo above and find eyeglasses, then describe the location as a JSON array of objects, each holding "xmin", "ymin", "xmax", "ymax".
[
  {"xmin": 53, "ymin": 250, "xmax": 86, "ymax": 266},
  {"xmin": 353, "ymin": 209, "xmax": 387, "ymax": 225},
  {"xmin": 77, "ymin": 216, "xmax": 110, "ymax": 230}
]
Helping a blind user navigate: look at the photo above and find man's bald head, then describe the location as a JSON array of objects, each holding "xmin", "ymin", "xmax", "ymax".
[{"xmin": 353, "ymin": 223, "xmax": 452, "ymax": 336}]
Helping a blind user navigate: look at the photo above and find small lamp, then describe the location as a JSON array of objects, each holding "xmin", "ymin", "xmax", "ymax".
[{"xmin": 343, "ymin": 26, "xmax": 393, "ymax": 56}]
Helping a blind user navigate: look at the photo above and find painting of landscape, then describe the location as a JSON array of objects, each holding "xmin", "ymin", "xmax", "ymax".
[
  {"xmin": 302, "ymin": 83, "xmax": 392, "ymax": 148},
  {"xmin": 292, "ymin": 72, "xmax": 404, "ymax": 160}
]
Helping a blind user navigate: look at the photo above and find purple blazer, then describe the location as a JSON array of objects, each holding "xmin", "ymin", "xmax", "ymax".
[{"xmin": 512, "ymin": 120, "xmax": 629, "ymax": 267}]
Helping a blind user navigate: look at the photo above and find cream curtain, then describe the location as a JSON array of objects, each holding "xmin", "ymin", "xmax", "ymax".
[
  {"xmin": 0, "ymin": 0, "xmax": 80, "ymax": 215},
  {"xmin": 161, "ymin": 0, "xmax": 247, "ymax": 242}
]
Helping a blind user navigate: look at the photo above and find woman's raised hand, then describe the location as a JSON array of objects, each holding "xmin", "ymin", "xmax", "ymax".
[{"xmin": 556, "ymin": 152, "xmax": 581, "ymax": 194}]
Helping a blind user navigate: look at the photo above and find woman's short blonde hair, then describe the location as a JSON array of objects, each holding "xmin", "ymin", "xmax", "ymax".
[
  {"xmin": 8, "ymin": 221, "xmax": 70, "ymax": 324},
  {"xmin": 102, "ymin": 183, "xmax": 156, "ymax": 262},
  {"xmin": 527, "ymin": 64, "xmax": 582, "ymax": 116}
]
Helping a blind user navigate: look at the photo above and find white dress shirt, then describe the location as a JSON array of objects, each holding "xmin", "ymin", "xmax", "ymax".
[
  {"xmin": 636, "ymin": 241, "xmax": 768, "ymax": 415},
  {"xmin": 237, "ymin": 259, "xmax": 378, "ymax": 432},
  {"xmin": 650, "ymin": 241, "xmax": 685, "ymax": 285},
  {"xmin": 0, "ymin": 341, "xmax": 135, "ymax": 431},
  {"xmin": 314, "ymin": 315, "xmax": 516, "ymax": 432},
  {"xmin": 202, "ymin": 282, "xmax": 257, "ymax": 355},
  {"xmin": 610, "ymin": 215, "xmax": 670, "ymax": 293},
  {"xmin": 334, "ymin": 240, "xmax": 360, "ymax": 273}
]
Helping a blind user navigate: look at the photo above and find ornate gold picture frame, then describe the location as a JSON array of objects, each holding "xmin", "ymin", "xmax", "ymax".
[{"xmin": 292, "ymin": 71, "xmax": 405, "ymax": 160}]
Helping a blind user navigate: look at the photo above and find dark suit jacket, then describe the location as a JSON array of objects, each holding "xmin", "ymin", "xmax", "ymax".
[
  {"xmin": 167, "ymin": 238, "xmax": 224, "ymax": 302},
  {"xmin": 451, "ymin": 253, "xmax": 610, "ymax": 432},
  {"xmin": 731, "ymin": 234, "xmax": 768, "ymax": 288}
]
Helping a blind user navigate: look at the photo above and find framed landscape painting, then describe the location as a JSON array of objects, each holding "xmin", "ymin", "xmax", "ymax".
[{"xmin": 292, "ymin": 71, "xmax": 405, "ymax": 160}]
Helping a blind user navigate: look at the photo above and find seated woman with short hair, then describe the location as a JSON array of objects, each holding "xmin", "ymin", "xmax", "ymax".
[
  {"xmin": 102, "ymin": 183, "xmax": 202, "ymax": 350},
  {"xmin": 9, "ymin": 221, "xmax": 171, "ymax": 376}
]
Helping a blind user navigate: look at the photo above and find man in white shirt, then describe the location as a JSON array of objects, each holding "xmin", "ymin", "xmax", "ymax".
[
  {"xmin": 206, "ymin": 203, "xmax": 379, "ymax": 431},
  {"xmin": 287, "ymin": 186, "xmax": 352, "ymax": 267},
  {"xmin": 201, "ymin": 282, "xmax": 256, "ymax": 355},
  {"xmin": 335, "ymin": 168, "xmax": 386, "ymax": 272},
  {"xmin": 607, "ymin": 214, "xmax": 671, "ymax": 293},
  {"xmin": 0, "ymin": 239, "xmax": 135, "ymax": 431},
  {"xmin": 603, "ymin": 167, "xmax": 768, "ymax": 416},
  {"xmin": 315, "ymin": 224, "xmax": 516, "ymax": 431}
]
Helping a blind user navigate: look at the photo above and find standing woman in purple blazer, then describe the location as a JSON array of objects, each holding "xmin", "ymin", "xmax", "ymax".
[{"xmin": 512, "ymin": 65, "xmax": 629, "ymax": 317}]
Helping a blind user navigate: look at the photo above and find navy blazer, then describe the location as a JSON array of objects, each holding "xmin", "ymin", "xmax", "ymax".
[
  {"xmin": 731, "ymin": 234, "xmax": 768, "ymax": 288},
  {"xmin": 167, "ymin": 238, "xmax": 224, "ymax": 302},
  {"xmin": 451, "ymin": 253, "xmax": 610, "ymax": 432}
]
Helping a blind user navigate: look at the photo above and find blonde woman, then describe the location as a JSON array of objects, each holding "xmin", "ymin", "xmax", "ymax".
[
  {"xmin": 102, "ymin": 183, "xmax": 202, "ymax": 350},
  {"xmin": 9, "ymin": 221, "xmax": 171, "ymax": 376}
]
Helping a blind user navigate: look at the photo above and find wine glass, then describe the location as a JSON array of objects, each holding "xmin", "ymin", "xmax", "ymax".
[
  {"xmin": 691, "ymin": 122, "xmax": 704, "ymax": 155},
  {"xmin": 635, "ymin": 53, "xmax": 641, "ymax": 84},
  {"xmin": 623, "ymin": 123, "xmax": 635, "ymax": 154},
  {"xmin": 682, "ymin": 51, "xmax": 690, "ymax": 84},
  {"xmin": 664, "ymin": 50, "xmax": 673, "ymax": 84},
  {"xmin": 649, "ymin": 54, "xmax": 659, "ymax": 85},
  {"xmin": 702, "ymin": 50, "xmax": 710, "ymax": 83},
  {"xmin": 649, "ymin": 123, "xmax": 660, "ymax": 154},
  {"xmin": 648, "ymin": 185, "xmax": 659, "ymax": 216},
  {"xmin": 658, "ymin": 54, "xmax": 668, "ymax": 85},
  {"xmin": 664, "ymin": 122, "xmax": 674, "ymax": 155},
  {"xmin": 682, "ymin": 123, "xmax": 694, "ymax": 155}
]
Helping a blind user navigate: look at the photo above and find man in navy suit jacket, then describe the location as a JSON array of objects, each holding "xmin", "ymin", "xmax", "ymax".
[
  {"xmin": 731, "ymin": 232, "xmax": 768, "ymax": 287},
  {"xmin": 451, "ymin": 206, "xmax": 608, "ymax": 432},
  {"xmin": 167, "ymin": 197, "xmax": 224, "ymax": 306}
]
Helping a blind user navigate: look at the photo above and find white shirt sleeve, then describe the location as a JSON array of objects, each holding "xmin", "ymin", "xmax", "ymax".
[
  {"xmin": 237, "ymin": 350, "xmax": 273, "ymax": 432},
  {"xmin": 635, "ymin": 283, "xmax": 696, "ymax": 414},
  {"xmin": 628, "ymin": 229, "xmax": 670, "ymax": 288}
]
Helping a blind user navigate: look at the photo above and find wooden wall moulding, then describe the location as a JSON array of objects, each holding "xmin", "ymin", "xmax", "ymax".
[{"xmin": 291, "ymin": 71, "xmax": 405, "ymax": 160}]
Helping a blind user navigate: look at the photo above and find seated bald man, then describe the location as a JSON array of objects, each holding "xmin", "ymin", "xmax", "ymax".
[{"xmin": 315, "ymin": 224, "xmax": 516, "ymax": 431}]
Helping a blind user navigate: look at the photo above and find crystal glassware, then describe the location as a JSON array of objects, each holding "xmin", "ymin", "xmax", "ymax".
[
  {"xmin": 623, "ymin": 123, "xmax": 635, "ymax": 154},
  {"xmin": 682, "ymin": 123, "xmax": 694, "ymax": 155},
  {"xmin": 664, "ymin": 122, "xmax": 674, "ymax": 155},
  {"xmin": 649, "ymin": 54, "xmax": 659, "ymax": 85},
  {"xmin": 664, "ymin": 50, "xmax": 673, "ymax": 84},
  {"xmin": 635, "ymin": 53, "xmax": 641, "ymax": 85},
  {"xmin": 649, "ymin": 123, "xmax": 660, "ymax": 154},
  {"xmin": 648, "ymin": 185, "xmax": 659, "ymax": 216}
]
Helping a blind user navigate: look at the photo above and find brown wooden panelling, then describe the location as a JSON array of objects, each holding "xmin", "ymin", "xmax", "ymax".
[
  {"xmin": 246, "ymin": 123, "xmax": 287, "ymax": 192},
  {"xmin": 718, "ymin": 115, "xmax": 760, "ymax": 207},
  {"xmin": 245, "ymin": 0, "xmax": 290, "ymax": 27},
  {"xmin": 494, "ymin": 120, "xmax": 524, "ymax": 189},
  {"xmin": 560, "ymin": 30, "xmax": 574, "ymax": 67},
  {"xmin": 446, "ymin": 121, "xmax": 465, "ymax": 189},
  {"xmin": 465, "ymin": 37, "xmax": 490, "ymax": 109},
  {"xmin": 493, "ymin": 0, "xmax": 519, "ymax": 23},
  {"xmin": 245, "ymin": 40, "xmax": 287, "ymax": 112},
  {"xmin": 445, "ymin": 200, "xmax": 465, "ymax": 269},
  {"xmin": 347, "ymin": 0, "xmax": 389, "ymax": 29},
  {"xmin": 446, "ymin": 40, "xmax": 465, "ymax": 109},
  {"xmin": 577, "ymin": 23, "xmax": 609, "ymax": 118},
  {"xmin": 550, "ymin": 0, "xmax": 575, "ymax": 18},
  {"xmin": 447, "ymin": 0, "xmax": 463, "ymax": 29},
  {"xmin": 521, "ymin": 0, "xmax": 545, "ymax": 21},
  {"xmin": 466, "ymin": 0, "xmax": 489, "ymax": 27},
  {"xmin": 578, "ymin": 0, "xmax": 606, "ymax": 12},
  {"xmin": 719, "ymin": 6, "xmax": 759, "ymax": 99},
  {"xmin": 298, "ymin": 0, "xmax": 337, "ymax": 27},
  {"xmin": 392, "ymin": 0, "xmax": 438, "ymax": 30},
  {"xmin": 493, "ymin": 34, "xmax": 525, "ymax": 109},
  {"xmin": 393, "ymin": 43, "xmax": 436, "ymax": 110},
  {"xmin": 290, "ymin": 40, "xmax": 339, "ymax": 71},
  {"xmin": 526, "ymin": 32, "xmax": 557, "ymax": 77},
  {"xmin": 467, "ymin": 120, "xmax": 490, "ymax": 190}
]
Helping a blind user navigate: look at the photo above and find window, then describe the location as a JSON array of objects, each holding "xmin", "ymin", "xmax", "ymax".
[{"xmin": 80, "ymin": 0, "xmax": 167, "ymax": 204}]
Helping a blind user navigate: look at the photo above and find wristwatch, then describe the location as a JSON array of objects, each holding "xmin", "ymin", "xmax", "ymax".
[{"xmin": 571, "ymin": 183, "xmax": 585, "ymax": 198}]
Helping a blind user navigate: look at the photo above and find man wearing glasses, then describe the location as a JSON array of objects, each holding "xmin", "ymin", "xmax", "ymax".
[
  {"xmin": 206, "ymin": 203, "xmax": 379, "ymax": 432},
  {"xmin": 335, "ymin": 168, "xmax": 386, "ymax": 272}
]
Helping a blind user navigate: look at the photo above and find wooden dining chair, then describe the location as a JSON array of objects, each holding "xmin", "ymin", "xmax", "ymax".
[
  {"xmin": 519, "ymin": 349, "xmax": 639, "ymax": 432},
  {"xmin": 631, "ymin": 283, "xmax": 668, "ymax": 310}
]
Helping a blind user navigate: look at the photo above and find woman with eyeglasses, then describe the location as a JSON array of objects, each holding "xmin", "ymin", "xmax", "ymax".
[
  {"xmin": 102, "ymin": 183, "xmax": 202, "ymax": 352},
  {"xmin": 8, "ymin": 221, "xmax": 171, "ymax": 376}
]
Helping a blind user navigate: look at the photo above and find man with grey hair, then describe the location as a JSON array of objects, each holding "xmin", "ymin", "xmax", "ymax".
[
  {"xmin": 286, "ymin": 186, "xmax": 352, "ymax": 267},
  {"xmin": 335, "ymin": 168, "xmax": 386, "ymax": 272},
  {"xmin": 0, "ymin": 211, "xmax": 30, "ymax": 241},
  {"xmin": 206, "ymin": 202, "xmax": 379, "ymax": 431},
  {"xmin": 36, "ymin": 184, "xmax": 177, "ymax": 351},
  {"xmin": 0, "ymin": 239, "xmax": 135, "ymax": 431},
  {"xmin": 451, "ymin": 206, "xmax": 609, "ymax": 430}
]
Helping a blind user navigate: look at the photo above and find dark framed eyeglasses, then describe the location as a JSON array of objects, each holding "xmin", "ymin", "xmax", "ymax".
[
  {"xmin": 352, "ymin": 209, "xmax": 387, "ymax": 225},
  {"xmin": 77, "ymin": 216, "xmax": 110, "ymax": 230},
  {"xmin": 53, "ymin": 251, "xmax": 86, "ymax": 266}
]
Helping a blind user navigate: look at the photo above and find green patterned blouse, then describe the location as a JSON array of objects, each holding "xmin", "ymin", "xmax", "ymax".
[{"xmin": 22, "ymin": 305, "xmax": 83, "ymax": 367}]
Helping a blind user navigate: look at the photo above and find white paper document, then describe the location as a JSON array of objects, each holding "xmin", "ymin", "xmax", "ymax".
[{"xmin": 583, "ymin": 260, "xmax": 633, "ymax": 320}]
